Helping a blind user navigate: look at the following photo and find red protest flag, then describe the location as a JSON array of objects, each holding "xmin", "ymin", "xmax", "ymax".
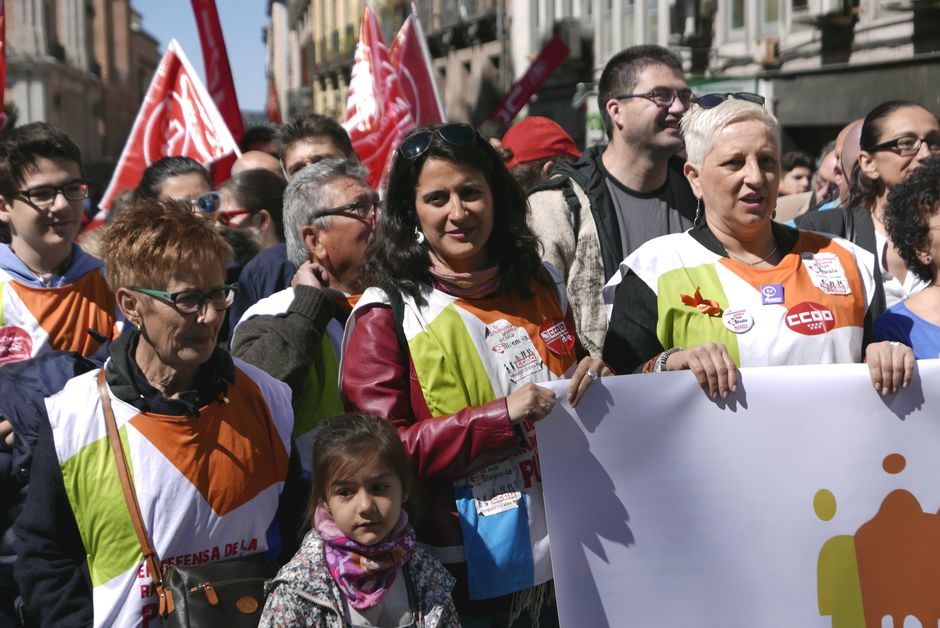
[
  {"xmin": 342, "ymin": 6, "xmax": 414, "ymax": 189},
  {"xmin": 488, "ymin": 33, "xmax": 569, "ymax": 127},
  {"xmin": 190, "ymin": 0, "xmax": 244, "ymax": 141},
  {"xmin": 96, "ymin": 40, "xmax": 240, "ymax": 216},
  {"xmin": 267, "ymin": 76, "xmax": 282, "ymax": 125},
  {"xmin": 389, "ymin": 7, "xmax": 445, "ymax": 125}
]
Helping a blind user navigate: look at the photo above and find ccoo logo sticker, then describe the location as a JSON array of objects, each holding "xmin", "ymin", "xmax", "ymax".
[{"xmin": 785, "ymin": 301, "xmax": 835, "ymax": 336}]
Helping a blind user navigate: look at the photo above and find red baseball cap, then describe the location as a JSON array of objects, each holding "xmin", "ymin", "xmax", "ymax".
[{"xmin": 501, "ymin": 117, "xmax": 581, "ymax": 169}]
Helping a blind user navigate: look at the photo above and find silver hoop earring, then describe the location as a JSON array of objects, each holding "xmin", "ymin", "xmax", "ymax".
[
  {"xmin": 415, "ymin": 227, "xmax": 426, "ymax": 244},
  {"xmin": 695, "ymin": 198, "xmax": 704, "ymax": 224}
]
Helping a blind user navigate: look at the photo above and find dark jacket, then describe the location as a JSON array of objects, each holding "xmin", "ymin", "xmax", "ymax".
[
  {"xmin": 14, "ymin": 329, "xmax": 307, "ymax": 627},
  {"xmin": 230, "ymin": 244, "xmax": 297, "ymax": 327},
  {"xmin": 0, "ymin": 337, "xmax": 108, "ymax": 624},
  {"xmin": 796, "ymin": 206, "xmax": 887, "ymax": 320},
  {"xmin": 231, "ymin": 285, "xmax": 339, "ymax": 404},
  {"xmin": 537, "ymin": 147, "xmax": 695, "ymax": 281}
]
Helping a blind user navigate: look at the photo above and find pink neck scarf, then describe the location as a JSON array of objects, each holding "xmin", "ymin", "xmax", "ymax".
[
  {"xmin": 428, "ymin": 249, "xmax": 501, "ymax": 299},
  {"xmin": 314, "ymin": 506, "xmax": 416, "ymax": 610}
]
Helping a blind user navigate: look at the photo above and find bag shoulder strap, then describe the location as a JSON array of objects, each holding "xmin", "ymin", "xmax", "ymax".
[{"xmin": 97, "ymin": 370, "xmax": 175, "ymax": 616}]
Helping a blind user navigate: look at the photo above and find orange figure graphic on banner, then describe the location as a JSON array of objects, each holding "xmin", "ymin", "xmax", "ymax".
[{"xmin": 816, "ymin": 454, "xmax": 940, "ymax": 628}]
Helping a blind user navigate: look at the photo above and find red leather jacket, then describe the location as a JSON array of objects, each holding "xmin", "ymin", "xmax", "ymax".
[
  {"xmin": 342, "ymin": 303, "xmax": 537, "ymax": 614},
  {"xmin": 341, "ymin": 304, "xmax": 527, "ymax": 544}
]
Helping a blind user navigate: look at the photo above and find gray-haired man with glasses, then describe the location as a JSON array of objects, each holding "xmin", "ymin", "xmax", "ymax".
[
  {"xmin": 528, "ymin": 45, "xmax": 698, "ymax": 357},
  {"xmin": 231, "ymin": 158, "xmax": 376, "ymax": 472}
]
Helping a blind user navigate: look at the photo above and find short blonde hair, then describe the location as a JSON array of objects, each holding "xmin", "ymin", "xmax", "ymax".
[
  {"xmin": 681, "ymin": 98, "xmax": 781, "ymax": 169},
  {"xmin": 102, "ymin": 199, "xmax": 233, "ymax": 291}
]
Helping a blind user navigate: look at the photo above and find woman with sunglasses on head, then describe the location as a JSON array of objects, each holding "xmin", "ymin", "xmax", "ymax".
[
  {"xmin": 875, "ymin": 154, "xmax": 940, "ymax": 358},
  {"xmin": 340, "ymin": 123, "xmax": 611, "ymax": 625},
  {"xmin": 15, "ymin": 200, "xmax": 305, "ymax": 626},
  {"xmin": 603, "ymin": 94, "xmax": 914, "ymax": 399},
  {"xmin": 798, "ymin": 101, "xmax": 940, "ymax": 318}
]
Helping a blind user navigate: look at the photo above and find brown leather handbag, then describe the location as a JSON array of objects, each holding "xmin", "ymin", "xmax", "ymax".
[{"xmin": 98, "ymin": 370, "xmax": 274, "ymax": 627}]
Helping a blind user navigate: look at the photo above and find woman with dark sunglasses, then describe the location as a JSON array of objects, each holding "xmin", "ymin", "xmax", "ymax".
[
  {"xmin": 340, "ymin": 123, "xmax": 611, "ymax": 625},
  {"xmin": 603, "ymin": 95, "xmax": 914, "ymax": 400},
  {"xmin": 798, "ymin": 100, "xmax": 940, "ymax": 317}
]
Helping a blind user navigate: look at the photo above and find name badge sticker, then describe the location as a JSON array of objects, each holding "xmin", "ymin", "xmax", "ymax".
[
  {"xmin": 539, "ymin": 317, "xmax": 576, "ymax": 356},
  {"xmin": 722, "ymin": 308, "xmax": 755, "ymax": 334},
  {"xmin": 486, "ymin": 319, "xmax": 544, "ymax": 383},
  {"xmin": 804, "ymin": 252, "xmax": 852, "ymax": 296},
  {"xmin": 761, "ymin": 284, "xmax": 785, "ymax": 305},
  {"xmin": 469, "ymin": 460, "xmax": 522, "ymax": 516}
]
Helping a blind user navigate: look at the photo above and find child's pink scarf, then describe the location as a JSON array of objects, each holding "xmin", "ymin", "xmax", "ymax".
[{"xmin": 314, "ymin": 506, "xmax": 416, "ymax": 610}]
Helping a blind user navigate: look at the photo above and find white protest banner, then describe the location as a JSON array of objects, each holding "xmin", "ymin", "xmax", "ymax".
[{"xmin": 537, "ymin": 360, "xmax": 940, "ymax": 628}]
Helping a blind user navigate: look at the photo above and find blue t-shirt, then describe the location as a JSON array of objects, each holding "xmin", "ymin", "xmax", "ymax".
[{"xmin": 874, "ymin": 300, "xmax": 940, "ymax": 359}]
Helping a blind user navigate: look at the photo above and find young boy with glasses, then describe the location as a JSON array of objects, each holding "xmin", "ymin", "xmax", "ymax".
[{"xmin": 0, "ymin": 122, "xmax": 121, "ymax": 364}]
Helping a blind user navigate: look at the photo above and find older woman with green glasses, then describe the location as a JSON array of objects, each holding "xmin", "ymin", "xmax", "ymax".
[
  {"xmin": 603, "ymin": 93, "xmax": 915, "ymax": 399},
  {"xmin": 15, "ymin": 199, "xmax": 304, "ymax": 626}
]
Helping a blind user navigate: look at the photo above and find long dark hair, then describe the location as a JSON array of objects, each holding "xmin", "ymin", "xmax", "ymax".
[
  {"xmin": 363, "ymin": 124, "xmax": 544, "ymax": 302},
  {"xmin": 847, "ymin": 100, "xmax": 929, "ymax": 212}
]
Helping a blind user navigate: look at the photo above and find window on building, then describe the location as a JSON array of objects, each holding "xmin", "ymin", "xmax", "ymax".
[
  {"xmin": 623, "ymin": 0, "xmax": 635, "ymax": 49},
  {"xmin": 762, "ymin": 0, "xmax": 780, "ymax": 33},
  {"xmin": 532, "ymin": 0, "xmax": 541, "ymax": 47},
  {"xmin": 601, "ymin": 0, "xmax": 614, "ymax": 59},
  {"xmin": 728, "ymin": 0, "xmax": 745, "ymax": 38},
  {"xmin": 646, "ymin": 0, "xmax": 659, "ymax": 43}
]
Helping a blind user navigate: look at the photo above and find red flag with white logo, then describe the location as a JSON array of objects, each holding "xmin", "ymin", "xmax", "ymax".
[
  {"xmin": 342, "ymin": 6, "xmax": 414, "ymax": 189},
  {"xmin": 190, "ymin": 0, "xmax": 244, "ymax": 141},
  {"xmin": 389, "ymin": 7, "xmax": 445, "ymax": 125},
  {"xmin": 0, "ymin": 0, "xmax": 7, "ymax": 130},
  {"xmin": 95, "ymin": 40, "xmax": 240, "ymax": 218}
]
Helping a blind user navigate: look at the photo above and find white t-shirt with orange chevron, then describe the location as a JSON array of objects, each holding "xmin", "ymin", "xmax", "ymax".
[
  {"xmin": 0, "ymin": 244, "xmax": 120, "ymax": 364},
  {"xmin": 604, "ymin": 230, "xmax": 876, "ymax": 367},
  {"xmin": 47, "ymin": 358, "xmax": 293, "ymax": 627}
]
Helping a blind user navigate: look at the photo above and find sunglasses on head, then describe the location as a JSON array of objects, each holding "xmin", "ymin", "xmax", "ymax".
[
  {"xmin": 694, "ymin": 92, "xmax": 766, "ymax": 109},
  {"xmin": 397, "ymin": 123, "xmax": 479, "ymax": 161}
]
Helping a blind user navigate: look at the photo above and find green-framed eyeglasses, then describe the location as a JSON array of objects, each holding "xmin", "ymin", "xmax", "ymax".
[{"xmin": 131, "ymin": 285, "xmax": 237, "ymax": 314}]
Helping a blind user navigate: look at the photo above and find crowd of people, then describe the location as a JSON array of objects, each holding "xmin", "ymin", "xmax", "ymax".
[{"xmin": 0, "ymin": 42, "xmax": 938, "ymax": 627}]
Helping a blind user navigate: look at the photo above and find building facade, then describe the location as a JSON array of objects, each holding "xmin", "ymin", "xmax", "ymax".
[
  {"xmin": 5, "ymin": 0, "xmax": 160, "ymax": 185},
  {"xmin": 265, "ymin": 0, "xmax": 940, "ymax": 153}
]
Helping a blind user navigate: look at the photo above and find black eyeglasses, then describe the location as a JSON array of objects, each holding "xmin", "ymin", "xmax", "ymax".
[
  {"xmin": 870, "ymin": 136, "xmax": 940, "ymax": 157},
  {"xmin": 183, "ymin": 192, "xmax": 221, "ymax": 214},
  {"xmin": 312, "ymin": 195, "xmax": 380, "ymax": 220},
  {"xmin": 15, "ymin": 180, "xmax": 89, "ymax": 207},
  {"xmin": 693, "ymin": 92, "xmax": 766, "ymax": 109},
  {"xmin": 398, "ymin": 123, "xmax": 478, "ymax": 161},
  {"xmin": 132, "ymin": 285, "xmax": 237, "ymax": 315},
  {"xmin": 614, "ymin": 88, "xmax": 694, "ymax": 108}
]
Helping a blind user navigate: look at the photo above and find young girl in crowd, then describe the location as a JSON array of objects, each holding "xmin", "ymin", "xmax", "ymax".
[{"xmin": 260, "ymin": 413, "xmax": 460, "ymax": 627}]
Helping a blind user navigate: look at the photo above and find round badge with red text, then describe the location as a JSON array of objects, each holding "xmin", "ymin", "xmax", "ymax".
[
  {"xmin": 785, "ymin": 302, "xmax": 835, "ymax": 336},
  {"xmin": 0, "ymin": 326, "xmax": 33, "ymax": 366},
  {"xmin": 539, "ymin": 318, "xmax": 576, "ymax": 356}
]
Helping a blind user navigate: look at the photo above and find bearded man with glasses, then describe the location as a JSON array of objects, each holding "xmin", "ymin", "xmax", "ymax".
[
  {"xmin": 528, "ymin": 44, "xmax": 698, "ymax": 357},
  {"xmin": 232, "ymin": 158, "xmax": 377, "ymax": 473},
  {"xmin": 0, "ymin": 122, "xmax": 122, "ymax": 365}
]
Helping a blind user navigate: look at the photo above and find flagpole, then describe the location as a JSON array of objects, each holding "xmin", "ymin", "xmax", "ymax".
[{"xmin": 409, "ymin": 2, "xmax": 446, "ymax": 121}]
